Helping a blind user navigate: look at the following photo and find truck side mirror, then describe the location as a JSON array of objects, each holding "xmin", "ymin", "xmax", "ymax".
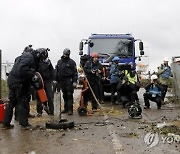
[
  {"xmin": 89, "ymin": 42, "xmax": 94, "ymax": 48},
  {"xmin": 139, "ymin": 41, "xmax": 144, "ymax": 51},
  {"xmin": 79, "ymin": 42, "xmax": 83, "ymax": 51},
  {"xmin": 79, "ymin": 50, "xmax": 83, "ymax": 55},
  {"xmin": 140, "ymin": 50, "xmax": 144, "ymax": 55},
  {"xmin": 79, "ymin": 42, "xmax": 84, "ymax": 55}
]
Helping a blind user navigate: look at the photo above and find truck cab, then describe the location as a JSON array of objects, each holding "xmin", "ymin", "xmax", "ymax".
[{"xmin": 79, "ymin": 33, "xmax": 144, "ymax": 93}]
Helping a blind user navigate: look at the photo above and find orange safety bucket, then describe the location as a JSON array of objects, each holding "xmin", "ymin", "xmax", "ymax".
[{"xmin": 37, "ymin": 89, "xmax": 48, "ymax": 103}]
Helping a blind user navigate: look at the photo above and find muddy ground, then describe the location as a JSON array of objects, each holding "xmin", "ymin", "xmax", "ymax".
[{"xmin": 0, "ymin": 88, "xmax": 179, "ymax": 154}]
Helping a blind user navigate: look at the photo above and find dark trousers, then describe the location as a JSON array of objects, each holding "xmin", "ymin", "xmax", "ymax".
[
  {"xmin": 130, "ymin": 83, "xmax": 139, "ymax": 101},
  {"xmin": 117, "ymin": 91, "xmax": 136, "ymax": 106},
  {"xmin": 162, "ymin": 84, "xmax": 168, "ymax": 101},
  {"xmin": 3, "ymin": 83, "xmax": 30, "ymax": 126},
  {"xmin": 14, "ymin": 94, "xmax": 31, "ymax": 119},
  {"xmin": 111, "ymin": 83, "xmax": 118, "ymax": 103},
  {"xmin": 60, "ymin": 78, "xmax": 74, "ymax": 112},
  {"xmin": 89, "ymin": 81, "xmax": 101, "ymax": 110},
  {"xmin": 37, "ymin": 82, "xmax": 54, "ymax": 114},
  {"xmin": 82, "ymin": 88, "xmax": 90, "ymax": 108},
  {"xmin": 99, "ymin": 80, "xmax": 105, "ymax": 101},
  {"xmin": 143, "ymin": 93, "xmax": 162, "ymax": 108}
]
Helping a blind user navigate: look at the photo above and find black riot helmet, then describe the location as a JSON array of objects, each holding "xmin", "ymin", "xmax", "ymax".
[
  {"xmin": 23, "ymin": 45, "xmax": 33, "ymax": 53},
  {"xmin": 36, "ymin": 48, "xmax": 49, "ymax": 61},
  {"xmin": 63, "ymin": 48, "xmax": 71, "ymax": 56}
]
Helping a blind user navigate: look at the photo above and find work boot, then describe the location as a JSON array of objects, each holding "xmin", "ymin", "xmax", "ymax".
[
  {"xmin": 61, "ymin": 109, "xmax": 68, "ymax": 114},
  {"xmin": 136, "ymin": 100, "xmax": 140, "ymax": 105},
  {"xmin": 44, "ymin": 106, "xmax": 50, "ymax": 114},
  {"xmin": 68, "ymin": 110, "xmax": 73, "ymax": 115},
  {"xmin": 48, "ymin": 112, "xmax": 54, "ymax": 116},
  {"xmin": 157, "ymin": 106, "xmax": 161, "ymax": 110},
  {"xmin": 37, "ymin": 113, "xmax": 42, "ymax": 117},
  {"xmin": 21, "ymin": 124, "xmax": 34, "ymax": 130},
  {"xmin": 92, "ymin": 108, "xmax": 98, "ymax": 112},
  {"xmin": 100, "ymin": 100, "xmax": 104, "ymax": 104},
  {"xmin": 111, "ymin": 101, "xmax": 116, "ymax": 105},
  {"xmin": 144, "ymin": 106, "xmax": 150, "ymax": 109},
  {"xmin": 28, "ymin": 113, "xmax": 35, "ymax": 118},
  {"xmin": 14, "ymin": 116, "xmax": 19, "ymax": 121},
  {"xmin": 2, "ymin": 124, "xmax": 14, "ymax": 129},
  {"xmin": 161, "ymin": 100, "xmax": 165, "ymax": 105}
]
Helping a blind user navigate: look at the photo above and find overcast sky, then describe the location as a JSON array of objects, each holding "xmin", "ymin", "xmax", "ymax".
[{"xmin": 0, "ymin": 0, "xmax": 180, "ymax": 71}]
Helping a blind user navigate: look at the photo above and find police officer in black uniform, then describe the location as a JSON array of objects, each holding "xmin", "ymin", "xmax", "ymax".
[
  {"xmin": 36, "ymin": 56, "xmax": 55, "ymax": 116},
  {"xmin": 14, "ymin": 45, "xmax": 35, "ymax": 120},
  {"xmin": 56, "ymin": 48, "xmax": 78, "ymax": 115},
  {"xmin": 3, "ymin": 47, "xmax": 48, "ymax": 129}
]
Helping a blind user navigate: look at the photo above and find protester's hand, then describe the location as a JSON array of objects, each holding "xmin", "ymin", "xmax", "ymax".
[
  {"xmin": 102, "ymin": 77, "xmax": 106, "ymax": 80},
  {"xmin": 53, "ymin": 80, "xmax": 58, "ymax": 85},
  {"xmin": 91, "ymin": 70, "xmax": 95, "ymax": 74},
  {"xmin": 73, "ymin": 82, "xmax": 77, "ymax": 88},
  {"xmin": 122, "ymin": 80, "xmax": 126, "ymax": 84},
  {"xmin": 154, "ymin": 82, "xmax": 157, "ymax": 85},
  {"xmin": 164, "ymin": 67, "xmax": 168, "ymax": 70},
  {"xmin": 32, "ymin": 74, "xmax": 38, "ymax": 81},
  {"xmin": 98, "ymin": 69, "xmax": 101, "ymax": 73}
]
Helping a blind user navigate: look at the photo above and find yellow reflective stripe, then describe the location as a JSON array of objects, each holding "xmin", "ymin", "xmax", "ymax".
[{"xmin": 126, "ymin": 73, "xmax": 136, "ymax": 84}]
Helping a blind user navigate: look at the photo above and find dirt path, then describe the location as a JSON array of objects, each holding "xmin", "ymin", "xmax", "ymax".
[{"xmin": 0, "ymin": 89, "xmax": 179, "ymax": 154}]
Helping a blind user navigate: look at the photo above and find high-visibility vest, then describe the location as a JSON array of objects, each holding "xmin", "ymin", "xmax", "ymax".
[{"xmin": 125, "ymin": 70, "xmax": 137, "ymax": 84}]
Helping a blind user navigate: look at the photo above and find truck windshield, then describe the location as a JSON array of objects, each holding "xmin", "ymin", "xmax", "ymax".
[{"xmin": 89, "ymin": 38, "xmax": 133, "ymax": 56}]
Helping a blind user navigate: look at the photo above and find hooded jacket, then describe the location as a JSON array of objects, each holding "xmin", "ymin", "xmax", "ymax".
[{"xmin": 8, "ymin": 51, "xmax": 38, "ymax": 86}]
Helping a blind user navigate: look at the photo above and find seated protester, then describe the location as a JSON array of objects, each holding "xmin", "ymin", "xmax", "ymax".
[
  {"xmin": 125, "ymin": 62, "xmax": 140, "ymax": 103},
  {"xmin": 109, "ymin": 56, "xmax": 121, "ymax": 104},
  {"xmin": 117, "ymin": 76, "xmax": 136, "ymax": 108},
  {"xmin": 143, "ymin": 74, "xmax": 164, "ymax": 109}
]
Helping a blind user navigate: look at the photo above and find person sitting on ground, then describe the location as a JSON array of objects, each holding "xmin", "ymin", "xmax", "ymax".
[
  {"xmin": 143, "ymin": 74, "xmax": 164, "ymax": 109},
  {"xmin": 124, "ymin": 62, "xmax": 140, "ymax": 103},
  {"xmin": 116, "ymin": 76, "xmax": 136, "ymax": 108}
]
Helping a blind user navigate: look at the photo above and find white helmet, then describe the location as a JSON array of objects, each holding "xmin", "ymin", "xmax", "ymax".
[
  {"xmin": 151, "ymin": 74, "xmax": 158, "ymax": 80},
  {"xmin": 163, "ymin": 57, "xmax": 169, "ymax": 62}
]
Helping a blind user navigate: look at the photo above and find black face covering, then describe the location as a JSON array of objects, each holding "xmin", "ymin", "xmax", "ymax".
[
  {"xmin": 63, "ymin": 54, "xmax": 70, "ymax": 57},
  {"xmin": 62, "ymin": 55, "xmax": 70, "ymax": 60}
]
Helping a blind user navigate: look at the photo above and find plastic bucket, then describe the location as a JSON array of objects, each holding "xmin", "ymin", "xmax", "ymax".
[
  {"xmin": 0, "ymin": 103, "xmax": 5, "ymax": 123},
  {"xmin": 37, "ymin": 89, "xmax": 48, "ymax": 103}
]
